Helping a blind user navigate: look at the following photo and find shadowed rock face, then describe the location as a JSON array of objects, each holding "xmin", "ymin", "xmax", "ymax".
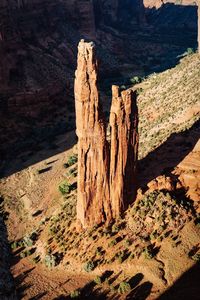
[
  {"xmin": 110, "ymin": 86, "xmax": 138, "ymax": 219},
  {"xmin": 75, "ymin": 40, "xmax": 138, "ymax": 228}
]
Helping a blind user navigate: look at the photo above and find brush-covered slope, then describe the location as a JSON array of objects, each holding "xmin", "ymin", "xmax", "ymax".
[
  {"xmin": 0, "ymin": 53, "xmax": 199, "ymax": 299},
  {"xmin": 139, "ymin": 52, "xmax": 200, "ymax": 159}
]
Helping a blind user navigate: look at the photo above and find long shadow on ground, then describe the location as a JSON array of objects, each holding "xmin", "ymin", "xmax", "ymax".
[
  {"xmin": 138, "ymin": 119, "xmax": 200, "ymax": 190},
  {"xmin": 158, "ymin": 263, "xmax": 200, "ymax": 300}
]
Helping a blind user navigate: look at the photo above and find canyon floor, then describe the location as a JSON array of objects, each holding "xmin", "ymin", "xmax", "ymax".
[{"xmin": 0, "ymin": 53, "xmax": 200, "ymax": 299}]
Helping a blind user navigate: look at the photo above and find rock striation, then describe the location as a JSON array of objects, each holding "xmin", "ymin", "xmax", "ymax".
[{"xmin": 75, "ymin": 40, "xmax": 138, "ymax": 228}]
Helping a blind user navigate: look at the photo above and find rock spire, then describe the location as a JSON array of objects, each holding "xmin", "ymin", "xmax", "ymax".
[
  {"xmin": 109, "ymin": 86, "xmax": 138, "ymax": 219},
  {"xmin": 74, "ymin": 40, "xmax": 138, "ymax": 228},
  {"xmin": 198, "ymin": 1, "xmax": 200, "ymax": 54},
  {"xmin": 74, "ymin": 40, "xmax": 112, "ymax": 228}
]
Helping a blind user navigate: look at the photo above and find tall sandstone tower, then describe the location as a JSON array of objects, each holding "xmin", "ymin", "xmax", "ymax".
[
  {"xmin": 74, "ymin": 41, "xmax": 112, "ymax": 228},
  {"xmin": 74, "ymin": 40, "xmax": 138, "ymax": 228},
  {"xmin": 198, "ymin": 1, "xmax": 200, "ymax": 53}
]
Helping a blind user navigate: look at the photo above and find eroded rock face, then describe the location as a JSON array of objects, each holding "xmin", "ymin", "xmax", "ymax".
[
  {"xmin": 74, "ymin": 40, "xmax": 111, "ymax": 228},
  {"xmin": 109, "ymin": 86, "xmax": 138, "ymax": 218},
  {"xmin": 75, "ymin": 40, "xmax": 138, "ymax": 227}
]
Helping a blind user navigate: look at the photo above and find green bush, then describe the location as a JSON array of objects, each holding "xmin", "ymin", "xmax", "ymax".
[
  {"xmin": 20, "ymin": 249, "xmax": 31, "ymax": 258},
  {"xmin": 118, "ymin": 281, "xmax": 131, "ymax": 294},
  {"xmin": 111, "ymin": 224, "xmax": 120, "ymax": 233},
  {"xmin": 23, "ymin": 236, "xmax": 33, "ymax": 247},
  {"xmin": 187, "ymin": 48, "xmax": 194, "ymax": 55},
  {"xmin": 11, "ymin": 241, "xmax": 18, "ymax": 250},
  {"xmin": 143, "ymin": 246, "xmax": 154, "ymax": 259},
  {"xmin": 83, "ymin": 261, "xmax": 95, "ymax": 272},
  {"xmin": 125, "ymin": 239, "xmax": 131, "ymax": 246},
  {"xmin": 191, "ymin": 253, "xmax": 200, "ymax": 262},
  {"xmin": 108, "ymin": 239, "xmax": 117, "ymax": 247},
  {"xmin": 64, "ymin": 154, "xmax": 78, "ymax": 168},
  {"xmin": 94, "ymin": 276, "xmax": 102, "ymax": 284},
  {"xmin": 44, "ymin": 254, "xmax": 57, "ymax": 268},
  {"xmin": 59, "ymin": 181, "xmax": 71, "ymax": 195},
  {"xmin": 130, "ymin": 76, "xmax": 142, "ymax": 84},
  {"xmin": 70, "ymin": 290, "xmax": 80, "ymax": 298}
]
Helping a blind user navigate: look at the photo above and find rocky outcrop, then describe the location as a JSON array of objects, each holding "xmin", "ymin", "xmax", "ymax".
[
  {"xmin": 109, "ymin": 86, "xmax": 138, "ymax": 219},
  {"xmin": 75, "ymin": 40, "xmax": 138, "ymax": 228},
  {"xmin": 74, "ymin": 40, "xmax": 112, "ymax": 228}
]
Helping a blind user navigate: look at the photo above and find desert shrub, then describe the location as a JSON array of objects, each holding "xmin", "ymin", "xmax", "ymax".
[
  {"xmin": 130, "ymin": 76, "xmax": 142, "ymax": 84},
  {"xmin": 125, "ymin": 239, "xmax": 131, "ymax": 246},
  {"xmin": 59, "ymin": 181, "xmax": 72, "ymax": 195},
  {"xmin": 109, "ymin": 239, "xmax": 117, "ymax": 247},
  {"xmin": 23, "ymin": 236, "xmax": 33, "ymax": 247},
  {"xmin": 11, "ymin": 241, "xmax": 18, "ymax": 250},
  {"xmin": 118, "ymin": 281, "xmax": 131, "ymax": 294},
  {"xmin": 44, "ymin": 254, "xmax": 57, "ymax": 268},
  {"xmin": 94, "ymin": 276, "xmax": 102, "ymax": 284},
  {"xmin": 70, "ymin": 289, "xmax": 80, "ymax": 298},
  {"xmin": 110, "ymin": 285, "xmax": 116, "ymax": 292},
  {"xmin": 20, "ymin": 249, "xmax": 31, "ymax": 258},
  {"xmin": 191, "ymin": 253, "xmax": 200, "ymax": 262},
  {"xmin": 129, "ymin": 252, "xmax": 135, "ymax": 260},
  {"xmin": 103, "ymin": 227, "xmax": 112, "ymax": 238},
  {"xmin": 111, "ymin": 224, "xmax": 120, "ymax": 233},
  {"xmin": 83, "ymin": 261, "xmax": 95, "ymax": 272},
  {"xmin": 116, "ymin": 250, "xmax": 126, "ymax": 263},
  {"xmin": 67, "ymin": 167, "xmax": 77, "ymax": 177},
  {"xmin": 64, "ymin": 154, "xmax": 78, "ymax": 168},
  {"xmin": 187, "ymin": 48, "xmax": 194, "ymax": 55},
  {"xmin": 95, "ymin": 247, "xmax": 103, "ymax": 256},
  {"xmin": 32, "ymin": 255, "xmax": 40, "ymax": 263},
  {"xmin": 143, "ymin": 246, "xmax": 154, "ymax": 259}
]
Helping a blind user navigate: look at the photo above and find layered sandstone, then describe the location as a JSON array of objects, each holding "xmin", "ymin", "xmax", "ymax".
[
  {"xmin": 74, "ymin": 40, "xmax": 111, "ymax": 228},
  {"xmin": 75, "ymin": 40, "xmax": 138, "ymax": 227},
  {"xmin": 109, "ymin": 86, "xmax": 138, "ymax": 218}
]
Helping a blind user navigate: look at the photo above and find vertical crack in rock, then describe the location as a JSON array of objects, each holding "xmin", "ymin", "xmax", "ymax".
[
  {"xmin": 109, "ymin": 85, "xmax": 138, "ymax": 219},
  {"xmin": 75, "ymin": 40, "xmax": 138, "ymax": 228},
  {"xmin": 75, "ymin": 40, "xmax": 111, "ymax": 228}
]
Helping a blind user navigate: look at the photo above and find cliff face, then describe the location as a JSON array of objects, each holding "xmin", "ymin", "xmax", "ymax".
[
  {"xmin": 94, "ymin": 0, "xmax": 146, "ymax": 26},
  {"xmin": 75, "ymin": 40, "xmax": 138, "ymax": 228},
  {"xmin": 0, "ymin": 0, "xmax": 96, "ymax": 160}
]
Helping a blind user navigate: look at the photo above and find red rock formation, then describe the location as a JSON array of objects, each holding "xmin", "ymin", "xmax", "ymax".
[
  {"xmin": 198, "ymin": 1, "xmax": 200, "ymax": 54},
  {"xmin": 74, "ymin": 40, "xmax": 112, "ymax": 228},
  {"xmin": 109, "ymin": 86, "xmax": 138, "ymax": 218},
  {"xmin": 75, "ymin": 40, "xmax": 138, "ymax": 227}
]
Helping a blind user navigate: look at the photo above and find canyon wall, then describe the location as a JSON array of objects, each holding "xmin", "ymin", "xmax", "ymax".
[
  {"xmin": 0, "ymin": 0, "xmax": 96, "ymax": 162},
  {"xmin": 0, "ymin": 0, "xmax": 198, "ymax": 164},
  {"xmin": 75, "ymin": 40, "xmax": 138, "ymax": 228}
]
